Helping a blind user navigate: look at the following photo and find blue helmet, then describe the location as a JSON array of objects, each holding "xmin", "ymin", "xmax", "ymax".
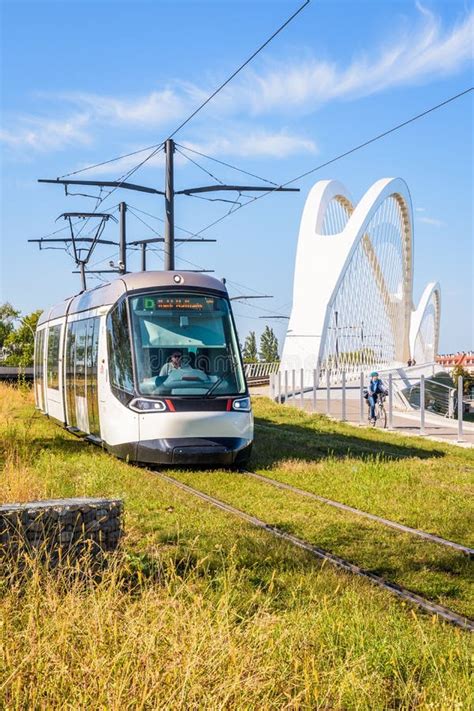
[{"xmin": 370, "ymin": 371, "xmax": 379, "ymax": 377}]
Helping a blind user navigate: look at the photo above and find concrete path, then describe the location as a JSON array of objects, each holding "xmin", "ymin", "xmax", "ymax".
[{"xmin": 250, "ymin": 385, "xmax": 474, "ymax": 448}]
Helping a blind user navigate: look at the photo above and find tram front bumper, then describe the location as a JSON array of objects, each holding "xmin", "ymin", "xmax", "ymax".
[{"xmin": 136, "ymin": 437, "xmax": 252, "ymax": 466}]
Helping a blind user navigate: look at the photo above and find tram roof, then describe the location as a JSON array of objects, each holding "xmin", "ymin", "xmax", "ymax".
[{"xmin": 38, "ymin": 271, "xmax": 228, "ymax": 326}]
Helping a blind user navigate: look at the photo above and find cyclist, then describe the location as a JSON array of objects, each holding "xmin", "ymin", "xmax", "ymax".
[{"xmin": 366, "ymin": 371, "xmax": 388, "ymax": 424}]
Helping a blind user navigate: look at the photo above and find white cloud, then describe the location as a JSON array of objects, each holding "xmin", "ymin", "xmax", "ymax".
[
  {"xmin": 221, "ymin": 5, "xmax": 473, "ymax": 115},
  {"xmin": 415, "ymin": 207, "xmax": 426, "ymax": 212},
  {"xmin": 418, "ymin": 215, "xmax": 444, "ymax": 227},
  {"xmin": 1, "ymin": 4, "xmax": 471, "ymax": 154},
  {"xmin": 185, "ymin": 130, "xmax": 317, "ymax": 159},
  {"xmin": 61, "ymin": 87, "xmax": 191, "ymax": 127},
  {"xmin": 0, "ymin": 114, "xmax": 91, "ymax": 152}
]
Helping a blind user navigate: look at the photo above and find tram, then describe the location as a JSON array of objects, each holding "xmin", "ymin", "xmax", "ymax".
[{"xmin": 34, "ymin": 271, "xmax": 253, "ymax": 466}]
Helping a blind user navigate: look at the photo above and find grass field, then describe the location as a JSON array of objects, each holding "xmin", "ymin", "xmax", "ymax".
[{"xmin": 1, "ymin": 383, "xmax": 473, "ymax": 709}]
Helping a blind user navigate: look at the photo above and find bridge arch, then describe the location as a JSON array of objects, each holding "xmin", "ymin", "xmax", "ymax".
[
  {"xmin": 280, "ymin": 177, "xmax": 436, "ymax": 382},
  {"xmin": 410, "ymin": 282, "xmax": 441, "ymax": 364}
]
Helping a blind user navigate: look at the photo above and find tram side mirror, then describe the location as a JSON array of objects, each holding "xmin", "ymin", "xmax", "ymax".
[{"xmin": 180, "ymin": 316, "xmax": 189, "ymax": 328}]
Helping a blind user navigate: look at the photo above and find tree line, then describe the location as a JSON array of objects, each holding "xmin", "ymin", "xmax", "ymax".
[
  {"xmin": 242, "ymin": 326, "xmax": 279, "ymax": 363},
  {"xmin": 0, "ymin": 303, "xmax": 42, "ymax": 367}
]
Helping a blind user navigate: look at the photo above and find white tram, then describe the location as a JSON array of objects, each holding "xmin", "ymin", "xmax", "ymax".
[{"xmin": 34, "ymin": 271, "xmax": 253, "ymax": 466}]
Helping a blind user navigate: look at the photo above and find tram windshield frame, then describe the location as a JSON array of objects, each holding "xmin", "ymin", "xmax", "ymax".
[{"xmin": 129, "ymin": 290, "xmax": 246, "ymax": 398}]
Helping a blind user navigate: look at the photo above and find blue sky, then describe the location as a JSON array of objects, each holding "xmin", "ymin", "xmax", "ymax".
[{"xmin": 1, "ymin": 0, "xmax": 472, "ymax": 354}]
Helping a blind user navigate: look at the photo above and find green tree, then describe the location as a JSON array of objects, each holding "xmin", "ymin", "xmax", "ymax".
[
  {"xmin": 4, "ymin": 310, "xmax": 42, "ymax": 367},
  {"xmin": 0, "ymin": 302, "xmax": 20, "ymax": 352},
  {"xmin": 451, "ymin": 364, "xmax": 474, "ymax": 396},
  {"xmin": 259, "ymin": 326, "xmax": 279, "ymax": 362},
  {"xmin": 242, "ymin": 331, "xmax": 258, "ymax": 363}
]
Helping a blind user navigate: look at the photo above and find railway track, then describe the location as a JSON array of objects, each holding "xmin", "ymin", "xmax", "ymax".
[
  {"xmin": 240, "ymin": 470, "xmax": 474, "ymax": 557},
  {"xmin": 150, "ymin": 470, "xmax": 474, "ymax": 632}
]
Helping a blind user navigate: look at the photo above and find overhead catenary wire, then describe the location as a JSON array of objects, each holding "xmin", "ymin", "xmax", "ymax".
[
  {"xmin": 55, "ymin": 0, "xmax": 309, "ymax": 186},
  {"xmin": 283, "ymin": 86, "xmax": 474, "ymax": 187},
  {"xmin": 191, "ymin": 87, "xmax": 474, "ymax": 239},
  {"xmin": 127, "ymin": 205, "xmax": 219, "ymax": 249},
  {"xmin": 176, "ymin": 143, "xmax": 279, "ymax": 187},
  {"xmin": 124, "ymin": 215, "xmax": 285, "ymax": 316},
  {"xmin": 235, "ymin": 298, "xmax": 290, "ymax": 319},
  {"xmin": 36, "ymin": 0, "xmax": 309, "ymax": 272},
  {"xmin": 58, "ymin": 143, "xmax": 165, "ymax": 246},
  {"xmin": 127, "ymin": 206, "xmax": 163, "ymax": 238},
  {"xmin": 163, "ymin": 0, "xmax": 311, "ymax": 142},
  {"xmin": 175, "ymin": 146, "xmax": 225, "ymax": 185},
  {"xmin": 59, "ymin": 143, "xmax": 164, "ymax": 179},
  {"xmin": 38, "ymin": 73, "xmax": 470, "ymax": 307},
  {"xmin": 126, "ymin": 204, "xmax": 209, "ymax": 240}
]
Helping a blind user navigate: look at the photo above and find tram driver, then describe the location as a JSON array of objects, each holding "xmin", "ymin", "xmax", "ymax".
[
  {"xmin": 158, "ymin": 350, "xmax": 209, "ymax": 385},
  {"xmin": 159, "ymin": 351, "xmax": 183, "ymax": 376}
]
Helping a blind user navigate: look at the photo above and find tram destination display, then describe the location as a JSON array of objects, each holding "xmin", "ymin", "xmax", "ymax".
[{"xmin": 142, "ymin": 295, "xmax": 216, "ymax": 312}]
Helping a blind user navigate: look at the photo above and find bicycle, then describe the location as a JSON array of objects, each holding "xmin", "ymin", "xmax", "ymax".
[{"xmin": 365, "ymin": 392, "xmax": 388, "ymax": 428}]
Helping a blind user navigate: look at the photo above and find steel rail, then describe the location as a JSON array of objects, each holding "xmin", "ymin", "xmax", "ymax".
[
  {"xmin": 240, "ymin": 470, "xmax": 474, "ymax": 557},
  {"xmin": 150, "ymin": 470, "xmax": 474, "ymax": 631}
]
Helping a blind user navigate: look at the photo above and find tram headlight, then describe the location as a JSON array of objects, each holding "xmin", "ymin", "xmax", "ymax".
[
  {"xmin": 232, "ymin": 397, "xmax": 251, "ymax": 412},
  {"xmin": 129, "ymin": 398, "xmax": 167, "ymax": 413}
]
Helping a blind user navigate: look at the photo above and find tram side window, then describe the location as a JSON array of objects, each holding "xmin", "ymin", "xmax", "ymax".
[
  {"xmin": 47, "ymin": 325, "xmax": 62, "ymax": 390},
  {"xmin": 74, "ymin": 320, "xmax": 87, "ymax": 398},
  {"xmin": 107, "ymin": 301, "xmax": 134, "ymax": 393}
]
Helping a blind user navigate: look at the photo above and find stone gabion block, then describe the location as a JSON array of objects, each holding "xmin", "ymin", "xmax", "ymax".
[{"xmin": 0, "ymin": 498, "xmax": 123, "ymax": 565}]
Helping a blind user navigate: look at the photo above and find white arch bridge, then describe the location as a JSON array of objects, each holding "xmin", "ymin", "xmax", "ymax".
[{"xmin": 280, "ymin": 177, "xmax": 441, "ymax": 385}]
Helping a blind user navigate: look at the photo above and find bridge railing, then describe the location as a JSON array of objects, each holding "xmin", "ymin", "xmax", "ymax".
[
  {"xmin": 244, "ymin": 362, "xmax": 280, "ymax": 382},
  {"xmin": 404, "ymin": 378, "xmax": 456, "ymax": 418},
  {"xmin": 269, "ymin": 369, "xmax": 471, "ymax": 443}
]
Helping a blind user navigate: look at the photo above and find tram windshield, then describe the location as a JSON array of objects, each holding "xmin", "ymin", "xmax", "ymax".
[{"xmin": 129, "ymin": 292, "xmax": 246, "ymax": 397}]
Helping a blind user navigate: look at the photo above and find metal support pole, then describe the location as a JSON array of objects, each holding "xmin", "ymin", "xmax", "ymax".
[
  {"xmin": 277, "ymin": 371, "xmax": 282, "ymax": 404},
  {"xmin": 164, "ymin": 138, "xmax": 175, "ymax": 271},
  {"xmin": 300, "ymin": 368, "xmax": 304, "ymax": 409},
  {"xmin": 79, "ymin": 262, "xmax": 86, "ymax": 292},
  {"xmin": 341, "ymin": 371, "xmax": 346, "ymax": 421},
  {"xmin": 359, "ymin": 371, "xmax": 365, "ymax": 425},
  {"xmin": 141, "ymin": 243, "xmax": 147, "ymax": 271},
  {"xmin": 448, "ymin": 388, "xmax": 455, "ymax": 418},
  {"xmin": 420, "ymin": 374, "xmax": 425, "ymax": 435},
  {"xmin": 292, "ymin": 369, "xmax": 296, "ymax": 406},
  {"xmin": 118, "ymin": 202, "xmax": 127, "ymax": 273},
  {"xmin": 312, "ymin": 369, "xmax": 317, "ymax": 411},
  {"xmin": 457, "ymin": 376, "xmax": 464, "ymax": 442},
  {"xmin": 284, "ymin": 371, "xmax": 288, "ymax": 405},
  {"xmin": 326, "ymin": 370, "xmax": 331, "ymax": 415},
  {"xmin": 388, "ymin": 373, "xmax": 393, "ymax": 429}
]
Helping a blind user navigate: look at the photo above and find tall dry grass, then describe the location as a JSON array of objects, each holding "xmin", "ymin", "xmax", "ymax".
[
  {"xmin": 0, "ymin": 383, "xmax": 472, "ymax": 709},
  {"xmin": 1, "ymin": 548, "xmax": 472, "ymax": 710},
  {"xmin": 0, "ymin": 384, "xmax": 46, "ymax": 503}
]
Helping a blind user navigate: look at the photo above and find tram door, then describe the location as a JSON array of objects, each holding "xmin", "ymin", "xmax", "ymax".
[
  {"xmin": 65, "ymin": 317, "xmax": 100, "ymax": 436},
  {"xmin": 34, "ymin": 328, "xmax": 45, "ymax": 411},
  {"xmin": 86, "ymin": 318, "xmax": 100, "ymax": 437}
]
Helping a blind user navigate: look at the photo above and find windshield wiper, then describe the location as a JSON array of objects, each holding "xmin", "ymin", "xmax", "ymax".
[{"xmin": 203, "ymin": 370, "xmax": 233, "ymax": 398}]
